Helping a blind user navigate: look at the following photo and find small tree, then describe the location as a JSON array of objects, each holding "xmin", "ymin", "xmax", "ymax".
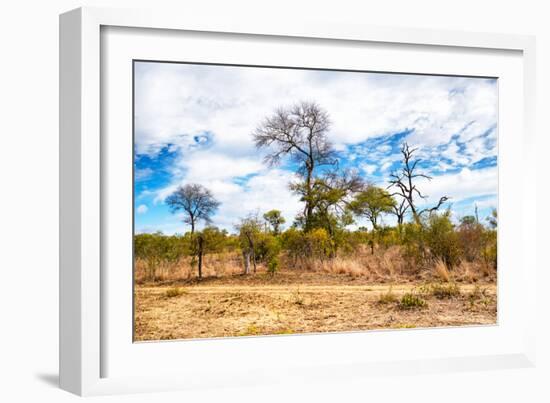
[
  {"xmin": 292, "ymin": 168, "xmax": 363, "ymax": 241},
  {"xmin": 349, "ymin": 186, "xmax": 396, "ymax": 231},
  {"xmin": 236, "ymin": 215, "xmax": 263, "ymax": 274},
  {"xmin": 424, "ymin": 211, "xmax": 461, "ymax": 268},
  {"xmin": 192, "ymin": 227, "xmax": 227, "ymax": 279},
  {"xmin": 165, "ymin": 184, "xmax": 220, "ymax": 234},
  {"xmin": 263, "ymin": 209, "xmax": 286, "ymax": 235}
]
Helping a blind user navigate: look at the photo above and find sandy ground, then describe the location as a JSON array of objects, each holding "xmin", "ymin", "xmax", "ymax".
[{"xmin": 134, "ymin": 275, "xmax": 497, "ymax": 341}]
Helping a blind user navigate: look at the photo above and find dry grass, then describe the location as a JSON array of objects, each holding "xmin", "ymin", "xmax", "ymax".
[
  {"xmin": 135, "ymin": 246, "xmax": 495, "ymax": 286},
  {"xmin": 377, "ymin": 286, "xmax": 398, "ymax": 304},
  {"xmin": 165, "ymin": 287, "xmax": 188, "ymax": 298},
  {"xmin": 135, "ymin": 252, "xmax": 243, "ymax": 284},
  {"xmin": 434, "ymin": 258, "xmax": 451, "ymax": 282},
  {"xmin": 134, "ymin": 246, "xmax": 496, "ymax": 341},
  {"xmin": 134, "ymin": 275, "xmax": 497, "ymax": 341},
  {"xmin": 287, "ymin": 246, "xmax": 409, "ymax": 283}
]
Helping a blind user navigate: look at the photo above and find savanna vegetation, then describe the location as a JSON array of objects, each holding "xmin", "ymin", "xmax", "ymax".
[{"xmin": 134, "ymin": 102, "xmax": 497, "ymax": 341}]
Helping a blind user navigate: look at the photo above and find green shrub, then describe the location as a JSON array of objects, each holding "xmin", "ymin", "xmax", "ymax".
[
  {"xmin": 399, "ymin": 293, "xmax": 427, "ymax": 309},
  {"xmin": 428, "ymin": 283, "xmax": 460, "ymax": 299},
  {"xmin": 255, "ymin": 232, "xmax": 281, "ymax": 263},
  {"xmin": 481, "ymin": 230, "xmax": 497, "ymax": 269},
  {"xmin": 401, "ymin": 222, "xmax": 425, "ymax": 266},
  {"xmin": 134, "ymin": 232, "xmax": 187, "ymax": 281},
  {"xmin": 424, "ymin": 211, "xmax": 461, "ymax": 268},
  {"xmin": 267, "ymin": 256, "xmax": 279, "ymax": 276},
  {"xmin": 281, "ymin": 227, "xmax": 334, "ymax": 261}
]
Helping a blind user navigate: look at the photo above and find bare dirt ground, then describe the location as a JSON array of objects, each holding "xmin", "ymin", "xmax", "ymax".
[{"xmin": 134, "ymin": 271, "xmax": 497, "ymax": 341}]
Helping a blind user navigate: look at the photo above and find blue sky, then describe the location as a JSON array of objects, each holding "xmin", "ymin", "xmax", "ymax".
[{"xmin": 134, "ymin": 62, "xmax": 497, "ymax": 234}]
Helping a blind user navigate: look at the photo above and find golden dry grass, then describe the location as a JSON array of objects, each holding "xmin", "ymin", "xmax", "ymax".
[
  {"xmin": 135, "ymin": 245, "xmax": 497, "ymax": 285},
  {"xmin": 134, "ymin": 269, "xmax": 496, "ymax": 341},
  {"xmin": 134, "ymin": 246, "xmax": 497, "ymax": 341}
]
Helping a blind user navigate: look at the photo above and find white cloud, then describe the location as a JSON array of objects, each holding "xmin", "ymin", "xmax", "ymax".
[
  {"xmin": 410, "ymin": 166, "xmax": 497, "ymax": 207},
  {"xmin": 473, "ymin": 196, "xmax": 498, "ymax": 210},
  {"xmin": 152, "ymin": 152, "xmax": 264, "ymax": 205},
  {"xmin": 360, "ymin": 163, "xmax": 377, "ymax": 175},
  {"xmin": 134, "ymin": 62, "xmax": 497, "ymax": 232},
  {"xmin": 153, "ymin": 167, "xmax": 301, "ymax": 233},
  {"xmin": 136, "ymin": 204, "xmax": 148, "ymax": 214},
  {"xmin": 135, "ymin": 167, "xmax": 153, "ymax": 181},
  {"xmin": 135, "ymin": 62, "xmax": 497, "ymax": 159}
]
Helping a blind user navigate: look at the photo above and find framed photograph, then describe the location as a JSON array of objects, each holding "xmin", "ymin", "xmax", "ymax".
[{"xmin": 60, "ymin": 7, "xmax": 537, "ymax": 396}]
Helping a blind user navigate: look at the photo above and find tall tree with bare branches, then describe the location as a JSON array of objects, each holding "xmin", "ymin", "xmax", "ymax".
[
  {"xmin": 252, "ymin": 101, "xmax": 336, "ymax": 230},
  {"xmin": 388, "ymin": 143, "xmax": 449, "ymax": 224},
  {"xmin": 166, "ymin": 183, "xmax": 220, "ymax": 234}
]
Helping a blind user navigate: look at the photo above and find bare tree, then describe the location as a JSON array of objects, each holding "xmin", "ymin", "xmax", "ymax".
[
  {"xmin": 165, "ymin": 184, "xmax": 220, "ymax": 234},
  {"xmin": 392, "ymin": 197, "xmax": 410, "ymax": 227},
  {"xmin": 388, "ymin": 143, "xmax": 449, "ymax": 224},
  {"xmin": 253, "ymin": 101, "xmax": 336, "ymax": 230}
]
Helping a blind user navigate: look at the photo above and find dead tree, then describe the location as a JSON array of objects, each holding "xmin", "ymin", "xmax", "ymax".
[
  {"xmin": 392, "ymin": 197, "xmax": 410, "ymax": 226},
  {"xmin": 388, "ymin": 142, "xmax": 449, "ymax": 224}
]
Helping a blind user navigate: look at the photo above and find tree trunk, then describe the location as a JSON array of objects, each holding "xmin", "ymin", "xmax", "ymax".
[
  {"xmin": 243, "ymin": 250, "xmax": 250, "ymax": 274},
  {"xmin": 197, "ymin": 235, "xmax": 203, "ymax": 279},
  {"xmin": 304, "ymin": 158, "xmax": 314, "ymax": 231},
  {"xmin": 252, "ymin": 247, "xmax": 257, "ymax": 273}
]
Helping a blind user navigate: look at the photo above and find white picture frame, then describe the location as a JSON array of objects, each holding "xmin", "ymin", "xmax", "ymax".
[{"xmin": 59, "ymin": 6, "xmax": 537, "ymax": 396}]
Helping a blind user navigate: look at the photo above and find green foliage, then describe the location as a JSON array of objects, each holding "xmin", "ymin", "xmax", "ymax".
[
  {"xmin": 196, "ymin": 227, "xmax": 228, "ymax": 254},
  {"xmin": 421, "ymin": 282, "xmax": 461, "ymax": 299},
  {"xmin": 254, "ymin": 232, "xmax": 281, "ymax": 262},
  {"xmin": 332, "ymin": 228, "xmax": 367, "ymax": 255},
  {"xmin": 134, "ymin": 228, "xmax": 238, "ymax": 280},
  {"xmin": 399, "ymin": 293, "xmax": 427, "ymax": 309},
  {"xmin": 282, "ymin": 227, "xmax": 335, "ymax": 261},
  {"xmin": 401, "ymin": 222, "xmax": 425, "ymax": 266},
  {"xmin": 349, "ymin": 186, "xmax": 396, "ymax": 230},
  {"xmin": 424, "ymin": 211, "xmax": 461, "ymax": 268},
  {"xmin": 267, "ymin": 256, "xmax": 279, "ymax": 276},
  {"xmin": 481, "ymin": 229, "xmax": 497, "ymax": 269},
  {"xmin": 377, "ymin": 226, "xmax": 401, "ymax": 249},
  {"xmin": 134, "ymin": 232, "xmax": 187, "ymax": 281},
  {"xmin": 237, "ymin": 215, "xmax": 263, "ymax": 249},
  {"xmin": 263, "ymin": 209, "xmax": 286, "ymax": 235}
]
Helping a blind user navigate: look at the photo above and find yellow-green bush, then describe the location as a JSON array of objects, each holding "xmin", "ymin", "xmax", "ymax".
[
  {"xmin": 424, "ymin": 211, "xmax": 461, "ymax": 269},
  {"xmin": 281, "ymin": 227, "xmax": 334, "ymax": 261}
]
